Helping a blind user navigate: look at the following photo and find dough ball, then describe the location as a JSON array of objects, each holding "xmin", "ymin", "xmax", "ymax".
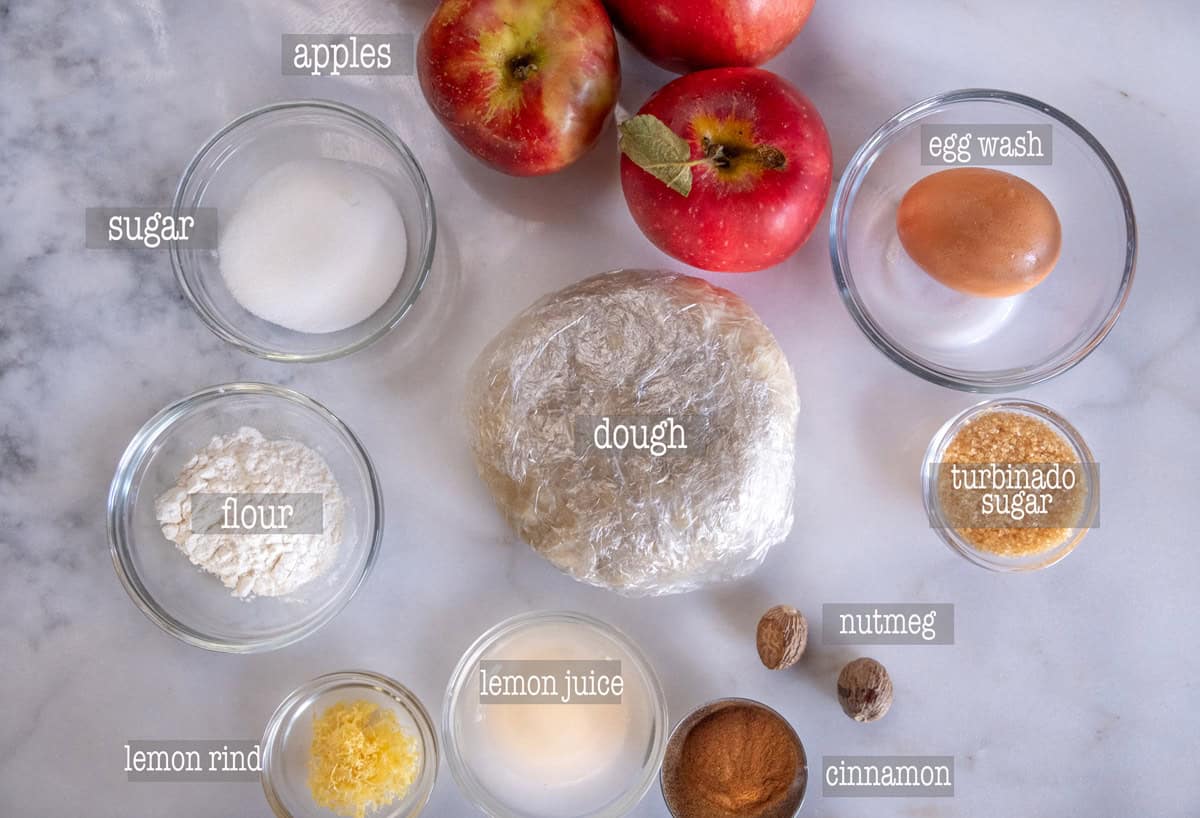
[{"xmin": 467, "ymin": 270, "xmax": 799, "ymax": 596}]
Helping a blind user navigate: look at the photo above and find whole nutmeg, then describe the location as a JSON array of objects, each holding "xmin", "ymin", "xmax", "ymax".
[
  {"xmin": 756, "ymin": 605, "xmax": 808, "ymax": 670},
  {"xmin": 837, "ymin": 657, "xmax": 893, "ymax": 722}
]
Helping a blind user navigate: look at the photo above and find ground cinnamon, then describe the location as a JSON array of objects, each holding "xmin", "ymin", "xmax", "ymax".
[{"xmin": 663, "ymin": 702, "xmax": 803, "ymax": 818}]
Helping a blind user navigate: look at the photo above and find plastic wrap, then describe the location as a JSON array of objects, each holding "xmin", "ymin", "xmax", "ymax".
[{"xmin": 467, "ymin": 269, "xmax": 799, "ymax": 596}]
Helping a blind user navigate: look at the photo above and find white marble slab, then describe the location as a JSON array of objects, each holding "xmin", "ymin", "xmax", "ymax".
[{"xmin": 1, "ymin": 0, "xmax": 1197, "ymax": 815}]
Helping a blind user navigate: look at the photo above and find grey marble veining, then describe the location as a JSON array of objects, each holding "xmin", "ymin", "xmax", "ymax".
[{"xmin": 2, "ymin": 1, "xmax": 1198, "ymax": 816}]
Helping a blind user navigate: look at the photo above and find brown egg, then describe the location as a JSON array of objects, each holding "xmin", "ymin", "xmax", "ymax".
[{"xmin": 897, "ymin": 167, "xmax": 1062, "ymax": 298}]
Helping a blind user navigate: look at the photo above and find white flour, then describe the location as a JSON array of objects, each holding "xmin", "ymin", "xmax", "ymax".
[{"xmin": 155, "ymin": 426, "xmax": 344, "ymax": 598}]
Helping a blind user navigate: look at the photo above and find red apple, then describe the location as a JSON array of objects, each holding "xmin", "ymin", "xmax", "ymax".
[
  {"xmin": 605, "ymin": 0, "xmax": 815, "ymax": 73},
  {"xmin": 619, "ymin": 67, "xmax": 831, "ymax": 273},
  {"xmin": 418, "ymin": 0, "xmax": 620, "ymax": 176}
]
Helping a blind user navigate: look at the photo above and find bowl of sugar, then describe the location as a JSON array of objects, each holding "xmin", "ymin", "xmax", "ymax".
[{"xmin": 171, "ymin": 100, "xmax": 435, "ymax": 361}]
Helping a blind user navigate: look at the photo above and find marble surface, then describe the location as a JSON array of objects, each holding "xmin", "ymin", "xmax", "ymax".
[{"xmin": 2, "ymin": 1, "xmax": 1198, "ymax": 815}]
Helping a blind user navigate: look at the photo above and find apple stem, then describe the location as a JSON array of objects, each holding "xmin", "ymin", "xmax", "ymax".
[
  {"xmin": 636, "ymin": 157, "xmax": 711, "ymax": 172},
  {"xmin": 702, "ymin": 137, "xmax": 787, "ymax": 172},
  {"xmin": 508, "ymin": 54, "xmax": 539, "ymax": 82},
  {"xmin": 618, "ymin": 114, "xmax": 785, "ymax": 197},
  {"xmin": 702, "ymin": 138, "xmax": 730, "ymax": 167}
]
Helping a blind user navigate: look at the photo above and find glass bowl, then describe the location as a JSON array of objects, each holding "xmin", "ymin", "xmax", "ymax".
[
  {"xmin": 107, "ymin": 382, "xmax": 383, "ymax": 652},
  {"xmin": 921, "ymin": 398, "xmax": 1100, "ymax": 571},
  {"xmin": 661, "ymin": 698, "xmax": 807, "ymax": 818},
  {"xmin": 262, "ymin": 670, "xmax": 439, "ymax": 818},
  {"xmin": 171, "ymin": 99, "xmax": 436, "ymax": 362},
  {"xmin": 830, "ymin": 89, "xmax": 1136, "ymax": 391},
  {"xmin": 443, "ymin": 611, "xmax": 669, "ymax": 818}
]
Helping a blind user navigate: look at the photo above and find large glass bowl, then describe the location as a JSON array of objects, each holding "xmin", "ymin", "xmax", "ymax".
[{"xmin": 830, "ymin": 89, "xmax": 1136, "ymax": 391}]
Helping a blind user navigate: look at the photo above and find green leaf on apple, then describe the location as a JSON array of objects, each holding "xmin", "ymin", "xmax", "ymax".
[{"xmin": 618, "ymin": 114, "xmax": 697, "ymax": 197}]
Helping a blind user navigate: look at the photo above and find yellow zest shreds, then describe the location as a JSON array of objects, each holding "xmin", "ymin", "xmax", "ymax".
[{"xmin": 308, "ymin": 700, "xmax": 420, "ymax": 818}]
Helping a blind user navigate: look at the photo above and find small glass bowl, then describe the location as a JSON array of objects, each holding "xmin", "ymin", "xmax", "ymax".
[
  {"xmin": 171, "ymin": 99, "xmax": 436, "ymax": 362},
  {"xmin": 262, "ymin": 671, "xmax": 439, "ymax": 818},
  {"xmin": 921, "ymin": 398, "xmax": 1100, "ymax": 571},
  {"xmin": 661, "ymin": 698, "xmax": 807, "ymax": 818},
  {"xmin": 107, "ymin": 382, "xmax": 383, "ymax": 652},
  {"xmin": 443, "ymin": 611, "xmax": 669, "ymax": 818},
  {"xmin": 830, "ymin": 89, "xmax": 1136, "ymax": 391}
]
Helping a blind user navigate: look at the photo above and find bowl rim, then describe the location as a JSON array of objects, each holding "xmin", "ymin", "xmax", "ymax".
[
  {"xmin": 170, "ymin": 98, "xmax": 437, "ymax": 363},
  {"xmin": 261, "ymin": 669, "xmax": 439, "ymax": 818},
  {"xmin": 441, "ymin": 610, "xmax": 670, "ymax": 818},
  {"xmin": 829, "ymin": 87, "xmax": 1138, "ymax": 392},
  {"xmin": 106, "ymin": 381, "xmax": 384, "ymax": 653},
  {"xmin": 920, "ymin": 397, "xmax": 1100, "ymax": 572},
  {"xmin": 659, "ymin": 696, "xmax": 808, "ymax": 818}
]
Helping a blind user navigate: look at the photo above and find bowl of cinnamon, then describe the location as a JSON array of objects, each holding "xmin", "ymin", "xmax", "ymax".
[{"xmin": 660, "ymin": 698, "xmax": 807, "ymax": 818}]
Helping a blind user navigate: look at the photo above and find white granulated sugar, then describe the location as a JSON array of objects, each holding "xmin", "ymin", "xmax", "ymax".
[
  {"xmin": 219, "ymin": 158, "xmax": 407, "ymax": 334},
  {"xmin": 155, "ymin": 426, "xmax": 344, "ymax": 598}
]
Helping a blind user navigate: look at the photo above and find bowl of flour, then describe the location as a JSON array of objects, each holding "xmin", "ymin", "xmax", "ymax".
[{"xmin": 108, "ymin": 382, "xmax": 384, "ymax": 652}]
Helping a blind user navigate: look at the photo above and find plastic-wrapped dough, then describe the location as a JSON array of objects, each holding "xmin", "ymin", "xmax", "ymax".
[{"xmin": 467, "ymin": 270, "xmax": 799, "ymax": 596}]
